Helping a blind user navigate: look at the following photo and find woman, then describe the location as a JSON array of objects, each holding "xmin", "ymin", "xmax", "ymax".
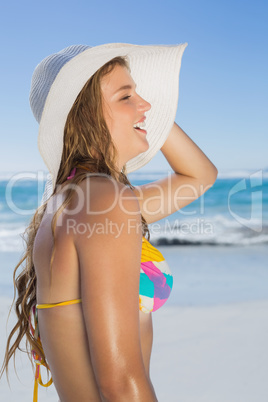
[{"xmin": 1, "ymin": 43, "xmax": 217, "ymax": 401}]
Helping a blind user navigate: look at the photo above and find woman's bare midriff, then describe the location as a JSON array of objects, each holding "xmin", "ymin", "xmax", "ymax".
[{"xmin": 33, "ymin": 193, "xmax": 153, "ymax": 402}]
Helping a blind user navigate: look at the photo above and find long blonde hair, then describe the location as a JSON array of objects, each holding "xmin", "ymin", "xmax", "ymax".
[{"xmin": 1, "ymin": 55, "xmax": 149, "ymax": 379}]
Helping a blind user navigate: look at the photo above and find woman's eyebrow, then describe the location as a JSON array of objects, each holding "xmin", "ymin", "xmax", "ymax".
[{"xmin": 113, "ymin": 83, "xmax": 136, "ymax": 95}]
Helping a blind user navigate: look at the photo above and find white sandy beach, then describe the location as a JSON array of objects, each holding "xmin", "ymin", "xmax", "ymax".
[
  {"xmin": 0, "ymin": 245, "xmax": 268, "ymax": 401},
  {"xmin": 152, "ymin": 301, "xmax": 268, "ymax": 402}
]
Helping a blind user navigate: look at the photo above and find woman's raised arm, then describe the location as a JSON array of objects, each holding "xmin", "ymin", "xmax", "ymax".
[
  {"xmin": 133, "ymin": 122, "xmax": 218, "ymax": 223},
  {"xmin": 73, "ymin": 176, "xmax": 157, "ymax": 402}
]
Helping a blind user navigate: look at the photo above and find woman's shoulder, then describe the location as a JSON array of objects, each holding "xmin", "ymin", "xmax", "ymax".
[
  {"xmin": 72, "ymin": 174, "xmax": 141, "ymax": 220},
  {"xmin": 71, "ymin": 175, "xmax": 142, "ymax": 249}
]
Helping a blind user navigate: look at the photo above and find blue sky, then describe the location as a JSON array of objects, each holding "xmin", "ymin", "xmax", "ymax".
[{"xmin": 0, "ymin": 0, "xmax": 267, "ymax": 174}]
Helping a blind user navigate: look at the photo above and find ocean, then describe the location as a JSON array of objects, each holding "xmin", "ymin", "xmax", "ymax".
[{"xmin": 0, "ymin": 169, "xmax": 267, "ymax": 253}]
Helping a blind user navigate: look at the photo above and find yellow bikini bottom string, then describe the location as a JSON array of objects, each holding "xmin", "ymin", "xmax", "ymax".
[
  {"xmin": 32, "ymin": 299, "xmax": 82, "ymax": 401},
  {"xmin": 31, "ymin": 305, "xmax": 53, "ymax": 402},
  {"xmin": 33, "ymin": 359, "xmax": 53, "ymax": 402}
]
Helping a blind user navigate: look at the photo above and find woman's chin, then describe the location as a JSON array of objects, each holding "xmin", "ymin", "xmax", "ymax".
[
  {"xmin": 136, "ymin": 140, "xmax": 150, "ymax": 157},
  {"xmin": 123, "ymin": 139, "xmax": 150, "ymax": 164}
]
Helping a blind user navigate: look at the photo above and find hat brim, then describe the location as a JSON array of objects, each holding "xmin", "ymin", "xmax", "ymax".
[{"xmin": 38, "ymin": 42, "xmax": 187, "ymax": 201}]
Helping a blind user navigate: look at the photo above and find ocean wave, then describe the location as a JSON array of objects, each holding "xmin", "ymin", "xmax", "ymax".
[
  {"xmin": 148, "ymin": 216, "xmax": 268, "ymax": 246},
  {"xmin": 0, "ymin": 225, "xmax": 25, "ymax": 252},
  {"xmin": 0, "ymin": 237, "xmax": 24, "ymax": 252},
  {"xmin": 2, "ymin": 215, "xmax": 266, "ymax": 252}
]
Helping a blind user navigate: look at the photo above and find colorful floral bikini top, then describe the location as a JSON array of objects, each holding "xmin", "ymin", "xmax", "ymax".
[
  {"xmin": 31, "ymin": 166, "xmax": 173, "ymax": 401},
  {"xmin": 36, "ymin": 236, "xmax": 173, "ymax": 314}
]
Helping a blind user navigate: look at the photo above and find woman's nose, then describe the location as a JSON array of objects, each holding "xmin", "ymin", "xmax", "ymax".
[{"xmin": 138, "ymin": 95, "xmax": 151, "ymax": 112}]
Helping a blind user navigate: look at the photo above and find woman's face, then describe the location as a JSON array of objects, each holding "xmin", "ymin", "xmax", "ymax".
[{"xmin": 101, "ymin": 64, "xmax": 151, "ymax": 170}]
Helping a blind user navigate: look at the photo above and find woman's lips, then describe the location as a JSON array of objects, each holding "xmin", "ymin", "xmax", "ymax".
[{"xmin": 134, "ymin": 127, "xmax": 147, "ymax": 134}]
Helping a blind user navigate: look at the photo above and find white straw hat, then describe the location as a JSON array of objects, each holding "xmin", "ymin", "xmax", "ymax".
[{"xmin": 29, "ymin": 42, "xmax": 188, "ymax": 204}]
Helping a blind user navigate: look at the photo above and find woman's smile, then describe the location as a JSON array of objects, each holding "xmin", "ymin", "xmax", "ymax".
[
  {"xmin": 101, "ymin": 64, "xmax": 151, "ymax": 169},
  {"xmin": 133, "ymin": 117, "xmax": 147, "ymax": 134}
]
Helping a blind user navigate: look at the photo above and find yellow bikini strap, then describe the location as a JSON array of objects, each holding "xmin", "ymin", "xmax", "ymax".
[{"xmin": 36, "ymin": 298, "xmax": 82, "ymax": 309}]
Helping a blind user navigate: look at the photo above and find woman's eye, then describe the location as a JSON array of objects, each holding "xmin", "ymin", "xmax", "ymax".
[{"xmin": 121, "ymin": 95, "xmax": 131, "ymax": 101}]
